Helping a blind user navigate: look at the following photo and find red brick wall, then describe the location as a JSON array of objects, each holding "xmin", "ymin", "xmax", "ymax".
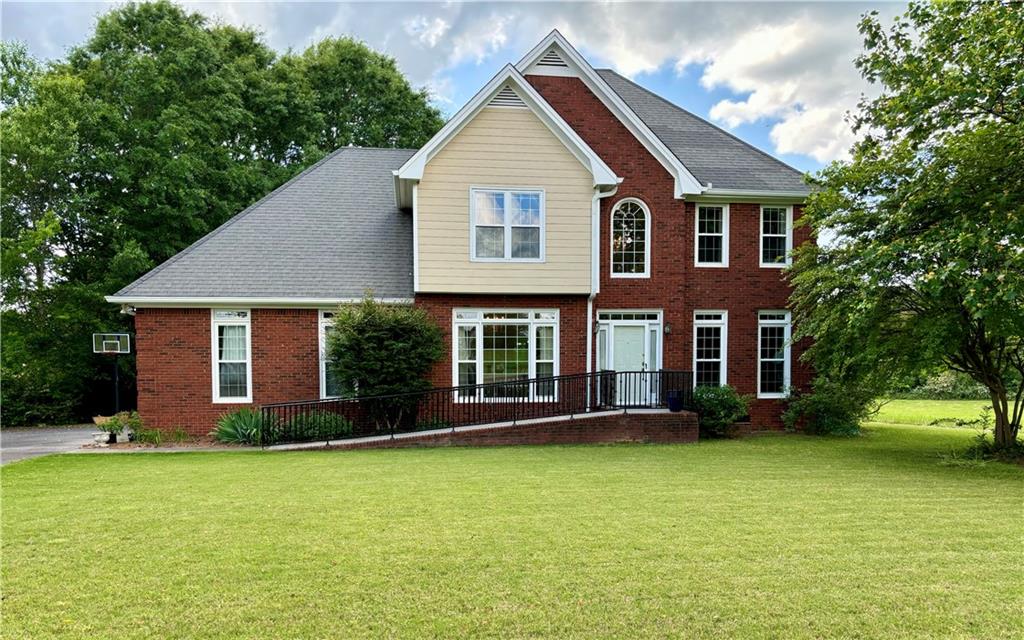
[
  {"xmin": 333, "ymin": 410, "xmax": 698, "ymax": 449},
  {"xmin": 134, "ymin": 308, "xmax": 320, "ymax": 434},
  {"xmin": 415, "ymin": 293, "xmax": 590, "ymax": 388},
  {"xmin": 527, "ymin": 74, "xmax": 813, "ymax": 428}
]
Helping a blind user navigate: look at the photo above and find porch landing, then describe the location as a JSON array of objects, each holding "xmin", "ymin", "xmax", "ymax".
[{"xmin": 268, "ymin": 408, "xmax": 698, "ymax": 451}]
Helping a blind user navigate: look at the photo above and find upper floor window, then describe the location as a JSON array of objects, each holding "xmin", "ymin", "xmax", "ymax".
[
  {"xmin": 695, "ymin": 204, "xmax": 729, "ymax": 267},
  {"xmin": 611, "ymin": 199, "xmax": 650, "ymax": 277},
  {"xmin": 761, "ymin": 205, "xmax": 793, "ymax": 267},
  {"xmin": 211, "ymin": 309, "xmax": 251, "ymax": 403},
  {"xmin": 470, "ymin": 188, "xmax": 544, "ymax": 262}
]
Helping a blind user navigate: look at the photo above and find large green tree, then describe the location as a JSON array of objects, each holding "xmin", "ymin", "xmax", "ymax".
[
  {"xmin": 791, "ymin": 1, "xmax": 1024, "ymax": 447},
  {"xmin": 1, "ymin": 1, "xmax": 444, "ymax": 425}
]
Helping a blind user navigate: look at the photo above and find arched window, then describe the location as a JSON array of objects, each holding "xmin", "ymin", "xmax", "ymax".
[{"xmin": 611, "ymin": 199, "xmax": 650, "ymax": 277}]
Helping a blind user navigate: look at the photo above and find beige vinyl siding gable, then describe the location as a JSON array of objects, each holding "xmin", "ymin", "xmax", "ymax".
[{"xmin": 417, "ymin": 106, "xmax": 595, "ymax": 294}]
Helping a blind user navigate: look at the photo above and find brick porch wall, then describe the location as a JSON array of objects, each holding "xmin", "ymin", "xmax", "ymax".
[
  {"xmin": 134, "ymin": 308, "xmax": 320, "ymax": 434},
  {"xmin": 527, "ymin": 74, "xmax": 814, "ymax": 429}
]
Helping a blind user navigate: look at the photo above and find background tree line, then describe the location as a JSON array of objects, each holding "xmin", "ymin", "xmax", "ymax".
[{"xmin": 1, "ymin": 0, "xmax": 444, "ymax": 425}]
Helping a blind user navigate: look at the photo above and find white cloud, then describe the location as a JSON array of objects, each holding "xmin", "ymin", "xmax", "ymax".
[{"xmin": 5, "ymin": 1, "xmax": 905, "ymax": 164}]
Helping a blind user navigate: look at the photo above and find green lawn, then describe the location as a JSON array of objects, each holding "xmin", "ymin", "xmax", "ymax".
[
  {"xmin": 874, "ymin": 398, "xmax": 993, "ymax": 425},
  {"xmin": 3, "ymin": 425, "xmax": 1022, "ymax": 639}
]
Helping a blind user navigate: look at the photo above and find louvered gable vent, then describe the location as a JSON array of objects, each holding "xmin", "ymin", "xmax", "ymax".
[
  {"xmin": 489, "ymin": 85, "xmax": 526, "ymax": 108},
  {"xmin": 537, "ymin": 49, "xmax": 568, "ymax": 68}
]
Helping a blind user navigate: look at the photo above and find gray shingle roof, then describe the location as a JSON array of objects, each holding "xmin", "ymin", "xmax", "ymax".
[
  {"xmin": 114, "ymin": 147, "xmax": 416, "ymax": 300},
  {"xmin": 596, "ymin": 69, "xmax": 809, "ymax": 193}
]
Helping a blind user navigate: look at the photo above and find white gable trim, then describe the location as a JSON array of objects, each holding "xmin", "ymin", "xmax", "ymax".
[
  {"xmin": 395, "ymin": 64, "xmax": 619, "ymax": 207},
  {"xmin": 516, "ymin": 30, "xmax": 706, "ymax": 198}
]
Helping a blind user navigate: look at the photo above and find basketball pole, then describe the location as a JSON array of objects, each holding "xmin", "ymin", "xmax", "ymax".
[{"xmin": 113, "ymin": 354, "xmax": 120, "ymax": 414}]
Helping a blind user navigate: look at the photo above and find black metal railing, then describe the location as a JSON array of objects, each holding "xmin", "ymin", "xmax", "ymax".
[{"xmin": 259, "ymin": 369, "xmax": 693, "ymax": 446}]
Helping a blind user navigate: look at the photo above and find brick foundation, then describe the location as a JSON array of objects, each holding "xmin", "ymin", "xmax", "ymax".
[{"xmin": 325, "ymin": 409, "xmax": 698, "ymax": 449}]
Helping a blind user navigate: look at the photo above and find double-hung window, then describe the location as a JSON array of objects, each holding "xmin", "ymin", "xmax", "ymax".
[
  {"xmin": 693, "ymin": 311, "xmax": 727, "ymax": 387},
  {"xmin": 758, "ymin": 311, "xmax": 791, "ymax": 398},
  {"xmin": 695, "ymin": 204, "xmax": 729, "ymax": 266},
  {"xmin": 212, "ymin": 310, "xmax": 251, "ymax": 403},
  {"xmin": 319, "ymin": 310, "xmax": 342, "ymax": 399},
  {"xmin": 453, "ymin": 310, "xmax": 558, "ymax": 401},
  {"xmin": 760, "ymin": 205, "xmax": 793, "ymax": 267},
  {"xmin": 471, "ymin": 188, "xmax": 544, "ymax": 261}
]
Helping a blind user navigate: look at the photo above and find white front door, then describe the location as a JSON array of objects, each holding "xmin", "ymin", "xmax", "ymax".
[{"xmin": 611, "ymin": 324, "xmax": 649, "ymax": 405}]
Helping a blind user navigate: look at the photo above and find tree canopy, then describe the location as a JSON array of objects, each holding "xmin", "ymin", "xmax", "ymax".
[
  {"xmin": 1, "ymin": 1, "xmax": 444, "ymax": 425},
  {"xmin": 790, "ymin": 1, "xmax": 1024, "ymax": 447}
]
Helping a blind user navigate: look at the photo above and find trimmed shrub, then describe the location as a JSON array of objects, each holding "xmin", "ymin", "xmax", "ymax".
[
  {"xmin": 213, "ymin": 408, "xmax": 264, "ymax": 445},
  {"xmin": 898, "ymin": 370, "xmax": 990, "ymax": 400},
  {"xmin": 692, "ymin": 386, "xmax": 750, "ymax": 438},
  {"xmin": 782, "ymin": 378, "xmax": 873, "ymax": 436}
]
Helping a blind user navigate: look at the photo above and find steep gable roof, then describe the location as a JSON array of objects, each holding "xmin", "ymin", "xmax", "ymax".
[
  {"xmin": 597, "ymin": 69, "xmax": 809, "ymax": 194},
  {"xmin": 108, "ymin": 147, "xmax": 416, "ymax": 305}
]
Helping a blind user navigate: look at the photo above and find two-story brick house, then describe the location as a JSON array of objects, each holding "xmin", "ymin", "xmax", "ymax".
[{"xmin": 108, "ymin": 31, "xmax": 812, "ymax": 434}]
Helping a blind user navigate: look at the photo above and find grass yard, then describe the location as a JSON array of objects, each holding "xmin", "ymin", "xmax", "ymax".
[
  {"xmin": 875, "ymin": 398, "xmax": 993, "ymax": 425},
  {"xmin": 3, "ymin": 424, "xmax": 1022, "ymax": 639}
]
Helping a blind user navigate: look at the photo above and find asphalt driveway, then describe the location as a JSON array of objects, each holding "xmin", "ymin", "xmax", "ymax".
[{"xmin": 1, "ymin": 426, "xmax": 95, "ymax": 464}]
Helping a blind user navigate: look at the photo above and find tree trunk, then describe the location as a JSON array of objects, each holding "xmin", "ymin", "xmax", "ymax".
[{"xmin": 989, "ymin": 388, "xmax": 1018, "ymax": 449}]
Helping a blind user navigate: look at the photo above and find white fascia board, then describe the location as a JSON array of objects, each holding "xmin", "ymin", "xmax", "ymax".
[
  {"xmin": 395, "ymin": 64, "xmax": 618, "ymax": 194},
  {"xmin": 105, "ymin": 296, "xmax": 413, "ymax": 308},
  {"xmin": 516, "ymin": 30, "xmax": 706, "ymax": 198},
  {"xmin": 697, "ymin": 188, "xmax": 810, "ymax": 204}
]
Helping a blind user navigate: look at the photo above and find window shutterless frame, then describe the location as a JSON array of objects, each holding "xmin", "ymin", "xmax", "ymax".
[
  {"xmin": 318, "ymin": 310, "xmax": 340, "ymax": 399},
  {"xmin": 469, "ymin": 187, "xmax": 546, "ymax": 262},
  {"xmin": 211, "ymin": 309, "xmax": 252, "ymax": 403},
  {"xmin": 692, "ymin": 310, "xmax": 728, "ymax": 387},
  {"xmin": 760, "ymin": 205, "xmax": 794, "ymax": 268},
  {"xmin": 695, "ymin": 204, "xmax": 729, "ymax": 267},
  {"xmin": 757, "ymin": 310, "xmax": 792, "ymax": 398}
]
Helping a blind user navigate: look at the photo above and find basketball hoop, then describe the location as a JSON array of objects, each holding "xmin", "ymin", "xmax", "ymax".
[{"xmin": 93, "ymin": 333, "xmax": 131, "ymax": 413}]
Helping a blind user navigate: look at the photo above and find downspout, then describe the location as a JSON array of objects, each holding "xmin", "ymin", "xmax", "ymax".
[{"xmin": 587, "ymin": 183, "xmax": 619, "ymax": 407}]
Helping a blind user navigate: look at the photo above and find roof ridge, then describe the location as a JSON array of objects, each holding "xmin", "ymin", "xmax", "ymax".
[
  {"xmin": 116, "ymin": 146, "xmax": 361, "ymax": 296},
  {"xmin": 596, "ymin": 68, "xmax": 806, "ymax": 181}
]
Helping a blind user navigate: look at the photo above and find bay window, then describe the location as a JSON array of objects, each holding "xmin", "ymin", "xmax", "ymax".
[
  {"xmin": 471, "ymin": 188, "xmax": 544, "ymax": 261},
  {"xmin": 212, "ymin": 309, "xmax": 251, "ymax": 403},
  {"xmin": 758, "ymin": 311, "xmax": 791, "ymax": 398},
  {"xmin": 453, "ymin": 310, "xmax": 558, "ymax": 400}
]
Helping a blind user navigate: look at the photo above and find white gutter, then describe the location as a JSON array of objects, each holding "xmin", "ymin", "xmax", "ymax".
[
  {"xmin": 105, "ymin": 296, "xmax": 413, "ymax": 308},
  {"xmin": 586, "ymin": 184, "xmax": 619, "ymax": 407}
]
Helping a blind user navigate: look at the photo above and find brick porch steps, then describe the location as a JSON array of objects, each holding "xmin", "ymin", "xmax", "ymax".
[{"xmin": 267, "ymin": 408, "xmax": 698, "ymax": 451}]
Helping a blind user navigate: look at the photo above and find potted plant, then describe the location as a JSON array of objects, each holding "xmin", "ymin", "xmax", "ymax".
[{"xmin": 98, "ymin": 411, "xmax": 143, "ymax": 444}]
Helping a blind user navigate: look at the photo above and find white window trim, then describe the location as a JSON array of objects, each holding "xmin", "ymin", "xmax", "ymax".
[
  {"xmin": 757, "ymin": 310, "xmax": 792, "ymax": 399},
  {"xmin": 451, "ymin": 308, "xmax": 560, "ymax": 402},
  {"xmin": 693, "ymin": 310, "xmax": 728, "ymax": 387},
  {"xmin": 318, "ymin": 310, "xmax": 339, "ymax": 399},
  {"xmin": 760, "ymin": 205, "xmax": 794, "ymax": 268},
  {"xmin": 211, "ymin": 309, "xmax": 252, "ymax": 404},
  {"xmin": 695, "ymin": 203, "xmax": 730, "ymax": 268},
  {"xmin": 609, "ymin": 197, "xmax": 651, "ymax": 279},
  {"xmin": 469, "ymin": 187, "xmax": 546, "ymax": 263}
]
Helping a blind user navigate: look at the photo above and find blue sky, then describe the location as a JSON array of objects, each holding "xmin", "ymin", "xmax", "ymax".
[{"xmin": 3, "ymin": 1, "xmax": 906, "ymax": 175}]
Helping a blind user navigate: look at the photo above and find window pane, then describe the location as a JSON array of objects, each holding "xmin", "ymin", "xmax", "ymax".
[
  {"xmin": 697, "ymin": 235, "xmax": 723, "ymax": 264},
  {"xmin": 760, "ymin": 360, "xmax": 785, "ymax": 394},
  {"xmin": 218, "ymin": 325, "xmax": 246, "ymax": 360},
  {"xmin": 475, "ymin": 191, "xmax": 505, "ymax": 225},
  {"xmin": 511, "ymin": 192, "xmax": 541, "ymax": 225},
  {"xmin": 760, "ymin": 326, "xmax": 786, "ymax": 360},
  {"xmin": 762, "ymin": 208, "xmax": 787, "ymax": 235},
  {"xmin": 482, "ymin": 324, "xmax": 529, "ymax": 397},
  {"xmin": 324, "ymin": 366, "xmax": 342, "ymax": 398},
  {"xmin": 698, "ymin": 207, "xmax": 723, "ymax": 234},
  {"xmin": 218, "ymin": 362, "xmax": 247, "ymax": 397},
  {"xmin": 475, "ymin": 226, "xmax": 505, "ymax": 258},
  {"xmin": 696, "ymin": 326, "xmax": 721, "ymax": 360},
  {"xmin": 762, "ymin": 236, "xmax": 787, "ymax": 263},
  {"xmin": 695, "ymin": 361, "xmax": 721, "ymax": 387},
  {"xmin": 511, "ymin": 226, "xmax": 540, "ymax": 258},
  {"xmin": 457, "ymin": 326, "xmax": 476, "ymax": 361},
  {"xmin": 535, "ymin": 325, "xmax": 554, "ymax": 361},
  {"xmin": 612, "ymin": 201, "xmax": 647, "ymax": 274}
]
